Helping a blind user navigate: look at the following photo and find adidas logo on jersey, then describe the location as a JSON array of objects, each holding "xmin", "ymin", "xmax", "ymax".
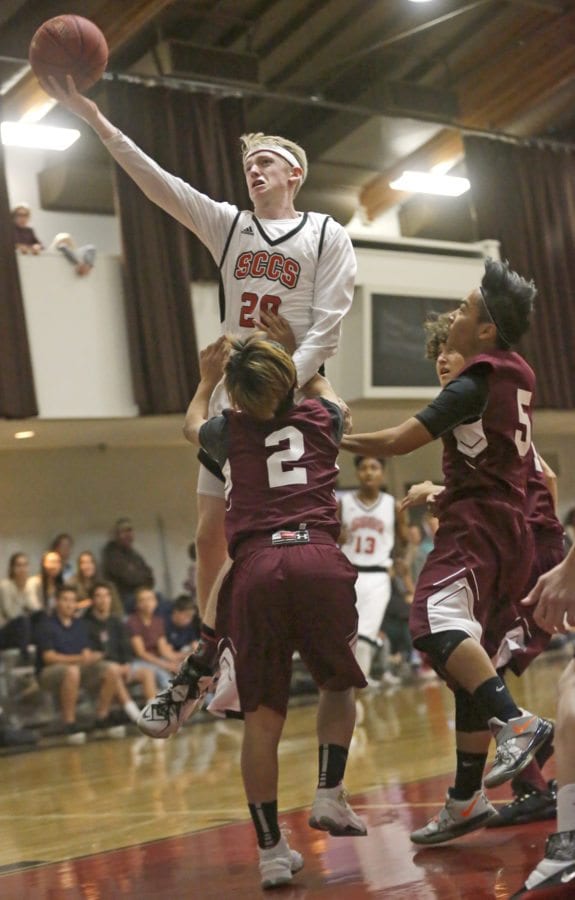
[{"xmin": 241, "ymin": 225, "xmax": 254, "ymax": 235}]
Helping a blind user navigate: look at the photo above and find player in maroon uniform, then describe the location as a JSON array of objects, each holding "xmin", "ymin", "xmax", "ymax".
[
  {"xmin": 171, "ymin": 335, "xmax": 367, "ymax": 889},
  {"xmin": 512, "ymin": 550, "xmax": 575, "ymax": 895},
  {"xmin": 342, "ymin": 258, "xmax": 553, "ymax": 841},
  {"xmin": 401, "ymin": 313, "xmax": 561, "ymax": 836}
]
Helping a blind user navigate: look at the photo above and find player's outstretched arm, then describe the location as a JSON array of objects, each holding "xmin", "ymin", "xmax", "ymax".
[
  {"xmin": 183, "ymin": 337, "xmax": 230, "ymax": 445},
  {"xmin": 341, "ymin": 418, "xmax": 433, "ymax": 458},
  {"xmin": 42, "ymin": 74, "xmax": 117, "ymax": 140},
  {"xmin": 400, "ymin": 481, "xmax": 444, "ymax": 512},
  {"xmin": 522, "ymin": 545, "xmax": 575, "ymax": 633}
]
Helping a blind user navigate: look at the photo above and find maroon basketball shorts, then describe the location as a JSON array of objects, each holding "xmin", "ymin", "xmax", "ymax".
[
  {"xmin": 486, "ymin": 533, "xmax": 565, "ymax": 675},
  {"xmin": 216, "ymin": 539, "xmax": 367, "ymax": 717},
  {"xmin": 409, "ymin": 496, "xmax": 534, "ymax": 649}
]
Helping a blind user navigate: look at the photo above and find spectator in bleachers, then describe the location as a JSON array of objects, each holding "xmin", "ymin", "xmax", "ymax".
[
  {"xmin": 564, "ymin": 507, "xmax": 575, "ymax": 553},
  {"xmin": 49, "ymin": 232, "xmax": 96, "ymax": 277},
  {"xmin": 36, "ymin": 584, "xmax": 140, "ymax": 743},
  {"xmin": 163, "ymin": 595, "xmax": 201, "ymax": 653},
  {"xmin": 381, "ymin": 555, "xmax": 415, "ymax": 681},
  {"xmin": 69, "ymin": 550, "xmax": 124, "ymax": 616},
  {"xmin": 182, "ymin": 541, "xmax": 197, "ymax": 599},
  {"xmin": 50, "ymin": 533, "xmax": 75, "ymax": 582},
  {"xmin": 28, "ymin": 551, "xmax": 64, "ymax": 613},
  {"xmin": 126, "ymin": 587, "xmax": 185, "ymax": 690},
  {"xmin": 83, "ymin": 581, "xmax": 156, "ymax": 708},
  {"xmin": 102, "ymin": 518, "xmax": 155, "ymax": 613},
  {"xmin": 0, "ymin": 553, "xmax": 40, "ymax": 662},
  {"xmin": 12, "ymin": 203, "xmax": 43, "ymax": 254}
]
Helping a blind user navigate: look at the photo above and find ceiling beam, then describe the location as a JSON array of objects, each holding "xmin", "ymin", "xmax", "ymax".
[
  {"xmin": 360, "ymin": 8, "xmax": 575, "ymax": 219},
  {"xmin": 2, "ymin": 0, "xmax": 174, "ymax": 121}
]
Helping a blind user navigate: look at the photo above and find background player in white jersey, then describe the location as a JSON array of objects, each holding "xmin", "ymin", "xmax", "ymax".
[
  {"xmin": 45, "ymin": 77, "xmax": 357, "ymax": 668},
  {"xmin": 338, "ymin": 456, "xmax": 408, "ymax": 682}
]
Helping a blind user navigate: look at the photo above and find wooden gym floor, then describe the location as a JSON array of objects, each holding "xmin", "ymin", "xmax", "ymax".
[{"xmin": 0, "ymin": 650, "xmax": 571, "ymax": 899}]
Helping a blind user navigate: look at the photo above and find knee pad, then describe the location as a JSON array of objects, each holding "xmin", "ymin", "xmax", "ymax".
[
  {"xmin": 454, "ymin": 688, "xmax": 489, "ymax": 732},
  {"xmin": 414, "ymin": 629, "xmax": 469, "ymax": 669}
]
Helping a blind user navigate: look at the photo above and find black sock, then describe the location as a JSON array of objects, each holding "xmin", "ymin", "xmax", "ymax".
[
  {"xmin": 450, "ymin": 751, "xmax": 488, "ymax": 800},
  {"xmin": 190, "ymin": 624, "xmax": 218, "ymax": 674},
  {"xmin": 318, "ymin": 743, "xmax": 348, "ymax": 789},
  {"xmin": 248, "ymin": 800, "xmax": 281, "ymax": 849},
  {"xmin": 472, "ymin": 676, "xmax": 522, "ymax": 723}
]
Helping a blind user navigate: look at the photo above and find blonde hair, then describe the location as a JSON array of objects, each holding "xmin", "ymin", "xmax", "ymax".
[
  {"xmin": 225, "ymin": 336, "xmax": 297, "ymax": 420},
  {"xmin": 423, "ymin": 312, "xmax": 452, "ymax": 360},
  {"xmin": 11, "ymin": 203, "xmax": 30, "ymax": 217},
  {"xmin": 240, "ymin": 132, "xmax": 308, "ymax": 196}
]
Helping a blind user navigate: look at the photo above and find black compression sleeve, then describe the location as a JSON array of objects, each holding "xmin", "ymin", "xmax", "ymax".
[{"xmin": 414, "ymin": 368, "xmax": 489, "ymax": 439}]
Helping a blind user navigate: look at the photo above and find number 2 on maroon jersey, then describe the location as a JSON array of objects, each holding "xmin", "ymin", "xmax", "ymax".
[
  {"xmin": 265, "ymin": 426, "xmax": 307, "ymax": 487},
  {"xmin": 239, "ymin": 292, "xmax": 281, "ymax": 327}
]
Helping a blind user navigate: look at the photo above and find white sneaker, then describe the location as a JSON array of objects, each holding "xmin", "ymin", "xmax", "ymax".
[
  {"xmin": 381, "ymin": 670, "xmax": 402, "ymax": 687},
  {"xmin": 410, "ymin": 790, "xmax": 497, "ymax": 845},
  {"xmin": 65, "ymin": 728, "xmax": 87, "ymax": 745},
  {"xmin": 484, "ymin": 711, "xmax": 553, "ymax": 788},
  {"xmin": 518, "ymin": 830, "xmax": 575, "ymax": 895},
  {"xmin": 258, "ymin": 835, "xmax": 304, "ymax": 890},
  {"xmin": 309, "ymin": 785, "xmax": 367, "ymax": 836}
]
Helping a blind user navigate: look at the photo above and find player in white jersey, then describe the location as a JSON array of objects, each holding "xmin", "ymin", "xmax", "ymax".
[
  {"xmin": 44, "ymin": 78, "xmax": 357, "ymax": 657},
  {"xmin": 339, "ymin": 456, "xmax": 408, "ymax": 681}
]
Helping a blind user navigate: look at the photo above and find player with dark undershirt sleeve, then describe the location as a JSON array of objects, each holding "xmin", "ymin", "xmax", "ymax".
[{"xmin": 342, "ymin": 258, "xmax": 553, "ymax": 842}]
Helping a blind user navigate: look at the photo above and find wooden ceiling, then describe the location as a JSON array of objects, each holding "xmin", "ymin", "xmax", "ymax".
[{"xmin": 1, "ymin": 0, "xmax": 574, "ymax": 228}]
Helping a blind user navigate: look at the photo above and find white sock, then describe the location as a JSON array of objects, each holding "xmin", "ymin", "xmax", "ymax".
[
  {"xmin": 123, "ymin": 700, "xmax": 140, "ymax": 722},
  {"xmin": 557, "ymin": 783, "xmax": 575, "ymax": 833}
]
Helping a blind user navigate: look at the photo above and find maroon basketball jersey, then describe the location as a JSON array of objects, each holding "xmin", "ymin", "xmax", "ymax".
[
  {"xmin": 526, "ymin": 446, "xmax": 563, "ymax": 537},
  {"xmin": 438, "ymin": 350, "xmax": 535, "ymax": 510},
  {"xmin": 222, "ymin": 399, "xmax": 341, "ymax": 555}
]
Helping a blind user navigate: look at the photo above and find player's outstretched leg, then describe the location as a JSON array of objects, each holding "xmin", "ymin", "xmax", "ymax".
[
  {"xmin": 308, "ymin": 688, "xmax": 367, "ymax": 837},
  {"xmin": 483, "ymin": 711, "xmax": 554, "ymax": 788}
]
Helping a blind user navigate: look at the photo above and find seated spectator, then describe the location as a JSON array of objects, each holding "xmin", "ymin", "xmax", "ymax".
[
  {"xmin": 163, "ymin": 595, "xmax": 201, "ymax": 653},
  {"xmin": 101, "ymin": 518, "xmax": 155, "ymax": 613},
  {"xmin": 12, "ymin": 203, "xmax": 43, "ymax": 254},
  {"xmin": 49, "ymin": 232, "xmax": 96, "ymax": 277},
  {"xmin": 36, "ymin": 584, "xmax": 140, "ymax": 742},
  {"xmin": 84, "ymin": 581, "xmax": 156, "ymax": 706},
  {"xmin": 0, "ymin": 552, "xmax": 40, "ymax": 662},
  {"xmin": 28, "ymin": 551, "xmax": 64, "ymax": 614},
  {"xmin": 69, "ymin": 551, "xmax": 124, "ymax": 616},
  {"xmin": 182, "ymin": 541, "xmax": 197, "ymax": 599},
  {"xmin": 564, "ymin": 507, "xmax": 575, "ymax": 553},
  {"xmin": 381, "ymin": 556, "xmax": 415, "ymax": 680},
  {"xmin": 126, "ymin": 587, "xmax": 184, "ymax": 690},
  {"xmin": 50, "ymin": 533, "xmax": 75, "ymax": 582}
]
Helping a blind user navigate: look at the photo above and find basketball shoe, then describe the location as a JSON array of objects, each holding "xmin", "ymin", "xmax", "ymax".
[
  {"xmin": 484, "ymin": 712, "xmax": 554, "ymax": 788},
  {"xmin": 511, "ymin": 830, "xmax": 575, "ymax": 897},
  {"xmin": 309, "ymin": 785, "xmax": 367, "ymax": 836},
  {"xmin": 258, "ymin": 835, "xmax": 304, "ymax": 890},
  {"xmin": 137, "ymin": 657, "xmax": 214, "ymax": 739},
  {"xmin": 486, "ymin": 779, "xmax": 557, "ymax": 828},
  {"xmin": 410, "ymin": 790, "xmax": 497, "ymax": 845}
]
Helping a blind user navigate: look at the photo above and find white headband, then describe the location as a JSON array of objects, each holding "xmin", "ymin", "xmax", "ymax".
[{"xmin": 245, "ymin": 145, "xmax": 301, "ymax": 170}]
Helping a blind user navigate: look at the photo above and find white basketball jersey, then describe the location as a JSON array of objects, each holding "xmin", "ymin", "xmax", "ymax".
[{"xmin": 340, "ymin": 491, "xmax": 396, "ymax": 569}]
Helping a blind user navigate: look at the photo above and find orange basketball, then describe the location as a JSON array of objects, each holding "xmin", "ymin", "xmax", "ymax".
[{"xmin": 29, "ymin": 15, "xmax": 108, "ymax": 92}]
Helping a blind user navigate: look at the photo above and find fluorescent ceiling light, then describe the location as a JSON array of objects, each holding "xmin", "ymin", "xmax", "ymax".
[
  {"xmin": 14, "ymin": 431, "xmax": 35, "ymax": 440},
  {"xmin": 389, "ymin": 170, "xmax": 470, "ymax": 197},
  {"xmin": 1, "ymin": 121, "xmax": 80, "ymax": 151}
]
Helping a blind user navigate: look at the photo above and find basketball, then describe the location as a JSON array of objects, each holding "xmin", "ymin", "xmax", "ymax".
[{"xmin": 29, "ymin": 15, "xmax": 108, "ymax": 92}]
